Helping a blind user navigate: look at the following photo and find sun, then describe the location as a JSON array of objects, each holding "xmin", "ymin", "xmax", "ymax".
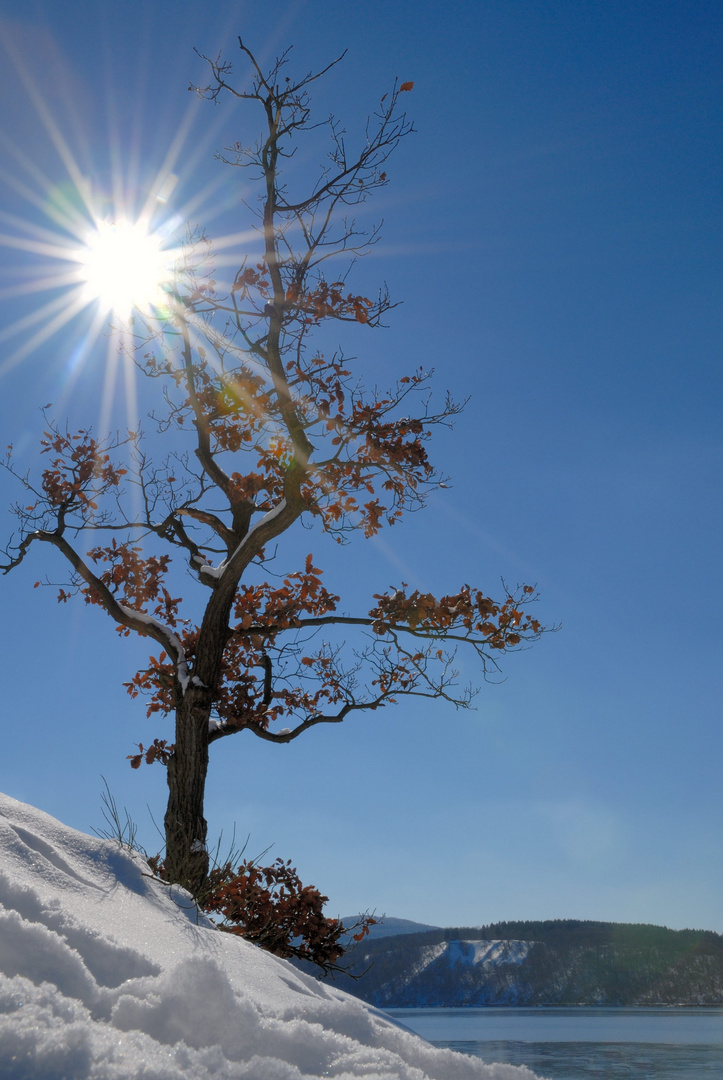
[{"xmin": 78, "ymin": 218, "xmax": 174, "ymax": 318}]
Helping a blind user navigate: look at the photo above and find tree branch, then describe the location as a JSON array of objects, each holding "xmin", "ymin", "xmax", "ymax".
[{"xmin": 3, "ymin": 528, "xmax": 191, "ymax": 687}]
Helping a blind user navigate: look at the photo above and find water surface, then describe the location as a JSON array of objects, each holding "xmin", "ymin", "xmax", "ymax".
[{"xmin": 386, "ymin": 1007, "xmax": 723, "ymax": 1079}]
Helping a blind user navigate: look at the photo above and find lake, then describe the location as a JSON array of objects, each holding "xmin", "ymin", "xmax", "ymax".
[{"xmin": 385, "ymin": 1007, "xmax": 723, "ymax": 1079}]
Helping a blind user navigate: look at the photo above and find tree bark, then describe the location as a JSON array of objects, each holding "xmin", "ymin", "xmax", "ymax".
[{"xmin": 164, "ymin": 685, "xmax": 212, "ymax": 891}]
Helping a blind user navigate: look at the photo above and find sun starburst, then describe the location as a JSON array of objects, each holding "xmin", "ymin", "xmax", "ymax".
[
  {"xmin": 77, "ymin": 218, "xmax": 175, "ymax": 318},
  {"xmin": 0, "ymin": 35, "xmax": 257, "ymax": 431}
]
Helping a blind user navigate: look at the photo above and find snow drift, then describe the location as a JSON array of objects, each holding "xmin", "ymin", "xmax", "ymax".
[{"xmin": 0, "ymin": 793, "xmax": 540, "ymax": 1079}]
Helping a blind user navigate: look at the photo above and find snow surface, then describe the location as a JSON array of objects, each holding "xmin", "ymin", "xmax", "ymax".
[
  {"xmin": 381, "ymin": 938, "xmax": 532, "ymax": 985},
  {"xmin": 445, "ymin": 941, "xmax": 532, "ymax": 967},
  {"xmin": 0, "ymin": 794, "xmax": 542, "ymax": 1080}
]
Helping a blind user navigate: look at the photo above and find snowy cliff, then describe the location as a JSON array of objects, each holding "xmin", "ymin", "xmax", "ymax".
[{"xmin": 333, "ymin": 920, "xmax": 723, "ymax": 1008}]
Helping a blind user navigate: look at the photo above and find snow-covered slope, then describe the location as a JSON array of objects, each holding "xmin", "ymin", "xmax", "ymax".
[
  {"xmin": 444, "ymin": 940, "xmax": 532, "ymax": 967},
  {"xmin": 0, "ymin": 794, "xmax": 540, "ymax": 1080}
]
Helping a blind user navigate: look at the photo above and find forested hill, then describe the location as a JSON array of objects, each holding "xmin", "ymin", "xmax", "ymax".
[{"xmin": 326, "ymin": 919, "xmax": 723, "ymax": 1007}]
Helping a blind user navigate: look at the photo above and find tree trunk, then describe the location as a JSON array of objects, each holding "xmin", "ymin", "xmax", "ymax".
[{"xmin": 164, "ymin": 685, "xmax": 211, "ymax": 892}]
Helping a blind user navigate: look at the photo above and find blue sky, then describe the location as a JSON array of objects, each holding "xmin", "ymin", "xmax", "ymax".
[{"xmin": 0, "ymin": 0, "xmax": 721, "ymax": 933}]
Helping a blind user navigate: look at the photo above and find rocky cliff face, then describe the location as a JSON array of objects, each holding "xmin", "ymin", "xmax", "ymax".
[{"xmin": 326, "ymin": 920, "xmax": 723, "ymax": 1007}]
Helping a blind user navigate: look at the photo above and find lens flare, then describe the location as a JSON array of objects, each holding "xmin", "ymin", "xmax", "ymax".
[{"xmin": 78, "ymin": 218, "xmax": 173, "ymax": 317}]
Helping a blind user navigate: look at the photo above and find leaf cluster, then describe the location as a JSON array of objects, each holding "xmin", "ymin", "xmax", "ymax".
[{"xmin": 199, "ymin": 856, "xmax": 374, "ymax": 974}]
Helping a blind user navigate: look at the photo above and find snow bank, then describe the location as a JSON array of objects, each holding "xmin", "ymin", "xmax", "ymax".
[{"xmin": 0, "ymin": 793, "xmax": 542, "ymax": 1080}]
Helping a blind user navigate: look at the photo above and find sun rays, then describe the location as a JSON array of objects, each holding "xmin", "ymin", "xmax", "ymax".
[
  {"xmin": 0, "ymin": 151, "xmax": 180, "ymax": 374},
  {"xmin": 0, "ymin": 25, "xmax": 424, "ymax": 599},
  {"xmin": 0, "ymin": 24, "xmax": 261, "ymax": 428},
  {"xmin": 76, "ymin": 217, "xmax": 175, "ymax": 318}
]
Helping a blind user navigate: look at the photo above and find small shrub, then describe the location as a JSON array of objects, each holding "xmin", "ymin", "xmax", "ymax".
[{"xmin": 201, "ymin": 857, "xmax": 374, "ymax": 974}]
